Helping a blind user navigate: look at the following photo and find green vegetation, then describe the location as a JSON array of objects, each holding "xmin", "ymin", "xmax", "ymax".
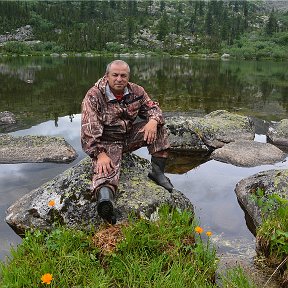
[
  {"xmin": 0, "ymin": 1, "xmax": 287, "ymax": 60},
  {"xmin": 0, "ymin": 206, "xmax": 256, "ymax": 287},
  {"xmin": 252, "ymin": 189, "xmax": 288, "ymax": 286}
]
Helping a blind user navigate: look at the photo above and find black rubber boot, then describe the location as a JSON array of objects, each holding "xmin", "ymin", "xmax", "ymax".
[
  {"xmin": 148, "ymin": 156, "xmax": 174, "ymax": 192},
  {"xmin": 97, "ymin": 186, "xmax": 116, "ymax": 224}
]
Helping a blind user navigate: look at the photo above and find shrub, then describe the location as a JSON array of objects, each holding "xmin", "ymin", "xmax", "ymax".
[{"xmin": 3, "ymin": 41, "xmax": 31, "ymax": 54}]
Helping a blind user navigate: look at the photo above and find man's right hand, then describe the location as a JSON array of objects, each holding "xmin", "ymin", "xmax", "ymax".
[{"xmin": 96, "ymin": 152, "xmax": 115, "ymax": 176}]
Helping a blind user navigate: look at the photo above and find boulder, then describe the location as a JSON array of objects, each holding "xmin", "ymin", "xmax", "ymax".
[
  {"xmin": 165, "ymin": 116, "xmax": 209, "ymax": 152},
  {"xmin": 221, "ymin": 53, "xmax": 230, "ymax": 59},
  {"xmin": 0, "ymin": 111, "xmax": 16, "ymax": 125},
  {"xmin": 196, "ymin": 110, "xmax": 255, "ymax": 148},
  {"xmin": 165, "ymin": 110, "xmax": 255, "ymax": 151},
  {"xmin": 211, "ymin": 140, "xmax": 286, "ymax": 167},
  {"xmin": 0, "ymin": 134, "xmax": 77, "ymax": 163},
  {"xmin": 0, "ymin": 111, "xmax": 17, "ymax": 132},
  {"xmin": 6, "ymin": 154, "xmax": 193, "ymax": 235},
  {"xmin": 267, "ymin": 119, "xmax": 288, "ymax": 148},
  {"xmin": 235, "ymin": 169, "xmax": 288, "ymax": 228}
]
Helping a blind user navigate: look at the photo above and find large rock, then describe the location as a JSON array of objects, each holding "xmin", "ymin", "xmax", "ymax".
[
  {"xmin": 0, "ymin": 134, "xmax": 77, "ymax": 163},
  {"xmin": 165, "ymin": 110, "xmax": 255, "ymax": 151},
  {"xmin": 165, "ymin": 116, "xmax": 209, "ymax": 152},
  {"xmin": 211, "ymin": 140, "xmax": 286, "ymax": 167},
  {"xmin": 235, "ymin": 169, "xmax": 288, "ymax": 228},
  {"xmin": 196, "ymin": 110, "xmax": 255, "ymax": 148},
  {"xmin": 267, "ymin": 119, "xmax": 288, "ymax": 148},
  {"xmin": 6, "ymin": 154, "xmax": 193, "ymax": 235}
]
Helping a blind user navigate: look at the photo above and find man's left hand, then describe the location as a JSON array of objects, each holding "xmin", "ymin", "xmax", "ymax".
[{"xmin": 140, "ymin": 119, "xmax": 158, "ymax": 144}]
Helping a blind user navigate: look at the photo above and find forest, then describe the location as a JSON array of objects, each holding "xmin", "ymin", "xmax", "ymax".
[{"xmin": 0, "ymin": 0, "xmax": 287, "ymax": 59}]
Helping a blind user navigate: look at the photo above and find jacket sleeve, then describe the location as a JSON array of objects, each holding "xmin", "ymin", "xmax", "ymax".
[
  {"xmin": 138, "ymin": 88, "xmax": 165, "ymax": 125},
  {"xmin": 81, "ymin": 89, "xmax": 106, "ymax": 158}
]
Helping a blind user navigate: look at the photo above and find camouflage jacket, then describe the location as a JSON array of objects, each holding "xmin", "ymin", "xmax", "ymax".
[{"xmin": 81, "ymin": 76, "xmax": 165, "ymax": 158}]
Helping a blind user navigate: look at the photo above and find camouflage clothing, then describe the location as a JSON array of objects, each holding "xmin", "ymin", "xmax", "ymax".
[{"xmin": 81, "ymin": 76, "xmax": 170, "ymax": 194}]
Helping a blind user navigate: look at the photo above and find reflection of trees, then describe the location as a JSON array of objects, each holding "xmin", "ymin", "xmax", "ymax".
[{"xmin": 0, "ymin": 57, "xmax": 287, "ymax": 125}]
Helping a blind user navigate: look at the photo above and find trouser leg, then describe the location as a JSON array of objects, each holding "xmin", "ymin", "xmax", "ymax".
[
  {"xmin": 91, "ymin": 143, "xmax": 123, "ymax": 195},
  {"xmin": 123, "ymin": 121, "xmax": 170, "ymax": 154},
  {"xmin": 91, "ymin": 121, "xmax": 172, "ymax": 196}
]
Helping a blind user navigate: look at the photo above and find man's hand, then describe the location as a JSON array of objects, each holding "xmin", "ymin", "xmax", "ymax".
[
  {"xmin": 140, "ymin": 119, "xmax": 158, "ymax": 144},
  {"xmin": 96, "ymin": 152, "xmax": 115, "ymax": 176}
]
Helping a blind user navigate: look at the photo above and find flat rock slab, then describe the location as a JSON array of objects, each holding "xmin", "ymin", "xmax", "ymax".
[
  {"xmin": 235, "ymin": 169, "xmax": 288, "ymax": 228},
  {"xmin": 0, "ymin": 134, "xmax": 77, "ymax": 163},
  {"xmin": 6, "ymin": 154, "xmax": 193, "ymax": 235},
  {"xmin": 211, "ymin": 140, "xmax": 286, "ymax": 167}
]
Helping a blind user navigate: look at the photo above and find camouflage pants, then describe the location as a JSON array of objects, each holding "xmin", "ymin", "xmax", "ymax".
[{"xmin": 92, "ymin": 121, "xmax": 170, "ymax": 194}]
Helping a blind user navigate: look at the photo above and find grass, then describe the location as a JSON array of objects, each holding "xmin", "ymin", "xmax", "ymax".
[
  {"xmin": 219, "ymin": 267, "xmax": 257, "ymax": 288},
  {"xmin": 0, "ymin": 205, "xmax": 256, "ymax": 287},
  {"xmin": 252, "ymin": 190, "xmax": 288, "ymax": 287}
]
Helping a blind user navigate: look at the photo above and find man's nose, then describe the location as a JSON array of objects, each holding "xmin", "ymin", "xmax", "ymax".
[{"xmin": 116, "ymin": 75, "xmax": 122, "ymax": 81}]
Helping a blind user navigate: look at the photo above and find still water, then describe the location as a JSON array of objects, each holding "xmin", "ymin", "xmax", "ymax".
[{"xmin": 0, "ymin": 56, "xmax": 288, "ymax": 262}]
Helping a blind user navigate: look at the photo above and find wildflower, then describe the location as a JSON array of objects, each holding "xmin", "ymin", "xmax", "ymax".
[
  {"xmin": 41, "ymin": 273, "xmax": 53, "ymax": 284},
  {"xmin": 206, "ymin": 231, "xmax": 212, "ymax": 237},
  {"xmin": 48, "ymin": 200, "xmax": 55, "ymax": 207},
  {"xmin": 194, "ymin": 226, "xmax": 204, "ymax": 234}
]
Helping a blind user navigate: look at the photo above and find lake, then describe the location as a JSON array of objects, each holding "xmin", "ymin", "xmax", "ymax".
[{"xmin": 0, "ymin": 55, "xmax": 287, "ymax": 262}]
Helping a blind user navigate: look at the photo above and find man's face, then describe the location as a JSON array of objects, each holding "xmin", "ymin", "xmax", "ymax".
[{"xmin": 106, "ymin": 63, "xmax": 129, "ymax": 94}]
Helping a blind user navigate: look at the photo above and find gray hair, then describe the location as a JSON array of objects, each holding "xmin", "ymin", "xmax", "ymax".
[{"xmin": 106, "ymin": 60, "xmax": 130, "ymax": 74}]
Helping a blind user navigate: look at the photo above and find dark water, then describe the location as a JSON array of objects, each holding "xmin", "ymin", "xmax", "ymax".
[{"xmin": 0, "ymin": 55, "xmax": 288, "ymax": 262}]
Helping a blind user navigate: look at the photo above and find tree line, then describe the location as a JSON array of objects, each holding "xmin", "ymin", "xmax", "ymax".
[{"xmin": 0, "ymin": 0, "xmax": 287, "ymax": 56}]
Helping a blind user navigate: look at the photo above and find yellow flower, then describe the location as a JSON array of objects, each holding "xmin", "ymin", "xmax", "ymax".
[
  {"xmin": 194, "ymin": 226, "xmax": 204, "ymax": 234},
  {"xmin": 48, "ymin": 200, "xmax": 55, "ymax": 207},
  {"xmin": 41, "ymin": 273, "xmax": 53, "ymax": 284},
  {"xmin": 206, "ymin": 231, "xmax": 212, "ymax": 237}
]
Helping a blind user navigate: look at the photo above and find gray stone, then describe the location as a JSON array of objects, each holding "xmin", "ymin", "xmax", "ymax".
[
  {"xmin": 0, "ymin": 134, "xmax": 77, "ymax": 163},
  {"xmin": 196, "ymin": 110, "xmax": 255, "ymax": 148},
  {"xmin": 165, "ymin": 110, "xmax": 255, "ymax": 151},
  {"xmin": 235, "ymin": 169, "xmax": 288, "ymax": 228},
  {"xmin": 0, "ymin": 25, "xmax": 33, "ymax": 44},
  {"xmin": 165, "ymin": 116, "xmax": 209, "ymax": 152},
  {"xmin": 6, "ymin": 154, "xmax": 193, "ymax": 235},
  {"xmin": 211, "ymin": 140, "xmax": 286, "ymax": 167},
  {"xmin": 267, "ymin": 119, "xmax": 288, "ymax": 148},
  {"xmin": 0, "ymin": 111, "xmax": 16, "ymax": 125}
]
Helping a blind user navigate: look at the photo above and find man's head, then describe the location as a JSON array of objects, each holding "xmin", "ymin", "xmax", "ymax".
[{"xmin": 106, "ymin": 60, "xmax": 130, "ymax": 94}]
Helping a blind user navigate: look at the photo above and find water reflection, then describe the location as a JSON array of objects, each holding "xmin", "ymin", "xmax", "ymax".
[
  {"xmin": 0, "ymin": 56, "xmax": 287, "ymax": 134},
  {"xmin": 0, "ymin": 55, "xmax": 288, "ymax": 261}
]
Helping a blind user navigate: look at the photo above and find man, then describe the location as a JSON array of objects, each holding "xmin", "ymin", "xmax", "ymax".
[{"xmin": 81, "ymin": 60, "xmax": 173, "ymax": 224}]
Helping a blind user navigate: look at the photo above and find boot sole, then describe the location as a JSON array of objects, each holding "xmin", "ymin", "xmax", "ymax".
[{"xmin": 97, "ymin": 200, "xmax": 115, "ymax": 223}]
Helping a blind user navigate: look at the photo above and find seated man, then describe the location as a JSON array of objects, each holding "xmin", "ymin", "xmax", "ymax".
[{"xmin": 81, "ymin": 60, "xmax": 173, "ymax": 224}]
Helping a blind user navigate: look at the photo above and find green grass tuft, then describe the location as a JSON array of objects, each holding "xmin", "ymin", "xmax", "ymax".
[{"xmin": 0, "ymin": 205, "xmax": 256, "ymax": 287}]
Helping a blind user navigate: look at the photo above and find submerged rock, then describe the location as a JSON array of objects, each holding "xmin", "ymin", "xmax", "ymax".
[
  {"xmin": 211, "ymin": 140, "xmax": 286, "ymax": 167},
  {"xmin": 235, "ymin": 169, "xmax": 288, "ymax": 228},
  {"xmin": 0, "ymin": 134, "xmax": 77, "ymax": 163},
  {"xmin": 6, "ymin": 154, "xmax": 193, "ymax": 235}
]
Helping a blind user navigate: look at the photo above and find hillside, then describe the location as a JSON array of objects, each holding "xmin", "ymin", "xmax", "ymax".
[{"xmin": 0, "ymin": 0, "xmax": 287, "ymax": 59}]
